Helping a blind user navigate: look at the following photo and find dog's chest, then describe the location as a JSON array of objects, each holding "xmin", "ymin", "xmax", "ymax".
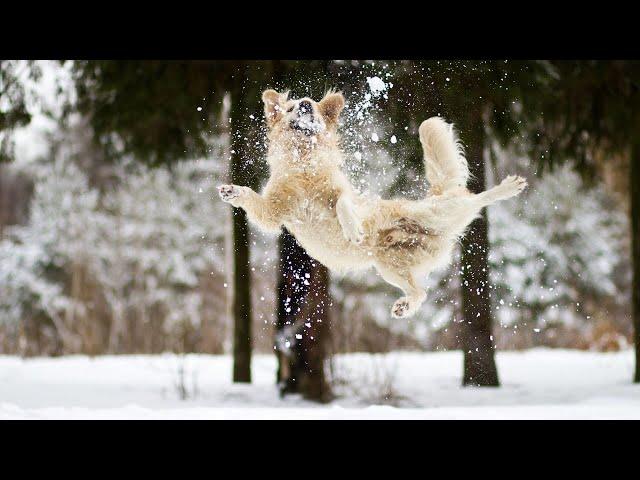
[
  {"xmin": 286, "ymin": 174, "xmax": 338, "ymax": 225},
  {"xmin": 290, "ymin": 196, "xmax": 334, "ymax": 226}
]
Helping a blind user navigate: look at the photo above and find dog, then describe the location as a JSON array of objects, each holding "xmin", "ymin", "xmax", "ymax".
[{"xmin": 219, "ymin": 89, "xmax": 527, "ymax": 318}]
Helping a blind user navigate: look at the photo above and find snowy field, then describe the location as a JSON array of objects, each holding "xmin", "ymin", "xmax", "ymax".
[{"xmin": 1, "ymin": 349, "xmax": 639, "ymax": 419}]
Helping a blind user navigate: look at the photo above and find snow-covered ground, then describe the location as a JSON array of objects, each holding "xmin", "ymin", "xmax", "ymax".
[{"xmin": 1, "ymin": 349, "xmax": 638, "ymax": 419}]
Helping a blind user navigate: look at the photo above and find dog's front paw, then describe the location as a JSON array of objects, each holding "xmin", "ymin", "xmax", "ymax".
[
  {"xmin": 499, "ymin": 175, "xmax": 528, "ymax": 197},
  {"xmin": 342, "ymin": 221, "xmax": 365, "ymax": 245},
  {"xmin": 218, "ymin": 184, "xmax": 244, "ymax": 205}
]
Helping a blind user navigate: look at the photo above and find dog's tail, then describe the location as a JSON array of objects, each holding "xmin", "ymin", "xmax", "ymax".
[{"xmin": 418, "ymin": 117, "xmax": 469, "ymax": 194}]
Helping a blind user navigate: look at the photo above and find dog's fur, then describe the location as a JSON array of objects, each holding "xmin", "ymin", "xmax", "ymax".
[{"xmin": 219, "ymin": 90, "xmax": 527, "ymax": 318}]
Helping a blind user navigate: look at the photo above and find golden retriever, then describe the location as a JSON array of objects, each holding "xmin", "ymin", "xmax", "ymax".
[{"xmin": 219, "ymin": 89, "xmax": 526, "ymax": 318}]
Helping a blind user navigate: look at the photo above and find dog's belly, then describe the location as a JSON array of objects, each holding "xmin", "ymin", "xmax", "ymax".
[
  {"xmin": 284, "ymin": 211, "xmax": 373, "ymax": 274},
  {"xmin": 282, "ymin": 196, "xmax": 458, "ymax": 276}
]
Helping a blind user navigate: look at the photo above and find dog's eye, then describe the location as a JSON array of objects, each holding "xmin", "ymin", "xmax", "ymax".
[{"xmin": 286, "ymin": 106, "xmax": 294, "ymax": 113}]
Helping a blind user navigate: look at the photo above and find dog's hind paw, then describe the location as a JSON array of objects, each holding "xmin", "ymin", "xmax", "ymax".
[
  {"xmin": 391, "ymin": 297, "xmax": 417, "ymax": 318},
  {"xmin": 498, "ymin": 175, "xmax": 527, "ymax": 197}
]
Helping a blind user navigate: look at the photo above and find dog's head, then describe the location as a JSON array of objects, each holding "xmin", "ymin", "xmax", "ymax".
[{"xmin": 262, "ymin": 89, "xmax": 345, "ymax": 142}]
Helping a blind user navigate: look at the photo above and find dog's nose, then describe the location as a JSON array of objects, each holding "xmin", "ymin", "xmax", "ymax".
[{"xmin": 298, "ymin": 100, "xmax": 313, "ymax": 115}]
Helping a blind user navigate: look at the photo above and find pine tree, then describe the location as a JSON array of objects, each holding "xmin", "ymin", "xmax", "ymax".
[
  {"xmin": 517, "ymin": 60, "xmax": 640, "ymax": 381},
  {"xmin": 276, "ymin": 230, "xmax": 332, "ymax": 401},
  {"xmin": 0, "ymin": 61, "xmax": 41, "ymax": 163},
  {"xmin": 68, "ymin": 60, "xmax": 338, "ymax": 391},
  {"xmin": 382, "ymin": 60, "xmax": 547, "ymax": 386}
]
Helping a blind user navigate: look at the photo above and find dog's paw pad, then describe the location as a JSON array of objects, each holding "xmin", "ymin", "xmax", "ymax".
[
  {"xmin": 391, "ymin": 298, "xmax": 411, "ymax": 318},
  {"xmin": 218, "ymin": 185, "xmax": 242, "ymax": 203}
]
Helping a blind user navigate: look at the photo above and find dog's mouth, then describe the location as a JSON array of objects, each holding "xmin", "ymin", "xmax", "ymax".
[{"xmin": 289, "ymin": 116, "xmax": 323, "ymax": 136}]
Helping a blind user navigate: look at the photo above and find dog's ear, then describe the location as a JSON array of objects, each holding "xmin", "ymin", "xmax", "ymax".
[
  {"xmin": 318, "ymin": 91, "xmax": 345, "ymax": 126},
  {"xmin": 262, "ymin": 89, "xmax": 287, "ymax": 126}
]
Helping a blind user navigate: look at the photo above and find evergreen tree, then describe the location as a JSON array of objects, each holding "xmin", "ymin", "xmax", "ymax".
[
  {"xmin": 517, "ymin": 60, "xmax": 640, "ymax": 381},
  {"xmin": 68, "ymin": 60, "xmax": 339, "ymax": 394},
  {"xmin": 382, "ymin": 60, "xmax": 547, "ymax": 385},
  {"xmin": 0, "ymin": 61, "xmax": 41, "ymax": 163},
  {"xmin": 269, "ymin": 60, "xmax": 397, "ymax": 399},
  {"xmin": 70, "ymin": 60, "xmax": 261, "ymax": 380}
]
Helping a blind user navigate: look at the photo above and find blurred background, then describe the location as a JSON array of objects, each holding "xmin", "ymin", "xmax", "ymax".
[{"xmin": 0, "ymin": 60, "xmax": 637, "ymax": 408}]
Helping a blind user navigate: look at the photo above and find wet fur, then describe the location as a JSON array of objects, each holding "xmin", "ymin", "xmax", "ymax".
[{"xmin": 219, "ymin": 90, "xmax": 527, "ymax": 318}]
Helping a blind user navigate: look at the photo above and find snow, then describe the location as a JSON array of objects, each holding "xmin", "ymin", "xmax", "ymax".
[
  {"xmin": 1, "ymin": 349, "xmax": 638, "ymax": 419},
  {"xmin": 0, "ymin": 151, "xmax": 228, "ymax": 344},
  {"xmin": 366, "ymin": 76, "xmax": 387, "ymax": 96}
]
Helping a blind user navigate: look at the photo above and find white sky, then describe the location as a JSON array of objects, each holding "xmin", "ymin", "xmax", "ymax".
[{"xmin": 12, "ymin": 60, "xmax": 75, "ymax": 165}]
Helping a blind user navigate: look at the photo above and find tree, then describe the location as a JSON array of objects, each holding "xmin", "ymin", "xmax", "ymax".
[
  {"xmin": 270, "ymin": 60, "xmax": 337, "ymax": 400},
  {"xmin": 0, "ymin": 61, "xmax": 40, "ymax": 237},
  {"xmin": 459, "ymin": 106, "xmax": 499, "ymax": 385},
  {"xmin": 69, "ymin": 60, "xmax": 339, "ymax": 391},
  {"xmin": 0, "ymin": 61, "xmax": 41, "ymax": 163},
  {"xmin": 0, "ymin": 124, "xmax": 227, "ymax": 356},
  {"xmin": 488, "ymin": 159, "xmax": 630, "ymax": 349},
  {"xmin": 382, "ymin": 60, "xmax": 547, "ymax": 386},
  {"xmin": 269, "ymin": 60, "xmax": 396, "ymax": 400},
  {"xmin": 70, "ymin": 60, "xmax": 264, "ymax": 381},
  {"xmin": 276, "ymin": 230, "xmax": 332, "ymax": 401},
  {"xmin": 517, "ymin": 60, "xmax": 640, "ymax": 381},
  {"xmin": 633, "ymin": 141, "xmax": 640, "ymax": 381}
]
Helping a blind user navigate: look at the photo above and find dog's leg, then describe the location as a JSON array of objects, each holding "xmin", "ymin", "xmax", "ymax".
[
  {"xmin": 377, "ymin": 266, "xmax": 427, "ymax": 319},
  {"xmin": 218, "ymin": 184, "xmax": 283, "ymax": 233},
  {"xmin": 474, "ymin": 175, "xmax": 527, "ymax": 208},
  {"xmin": 434, "ymin": 175, "xmax": 527, "ymax": 235},
  {"xmin": 336, "ymin": 194, "xmax": 364, "ymax": 244}
]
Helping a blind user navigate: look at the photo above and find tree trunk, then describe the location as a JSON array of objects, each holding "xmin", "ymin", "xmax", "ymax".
[
  {"xmin": 230, "ymin": 82, "xmax": 253, "ymax": 383},
  {"xmin": 632, "ymin": 143, "xmax": 640, "ymax": 383},
  {"xmin": 275, "ymin": 229, "xmax": 332, "ymax": 402},
  {"xmin": 460, "ymin": 118, "xmax": 500, "ymax": 387}
]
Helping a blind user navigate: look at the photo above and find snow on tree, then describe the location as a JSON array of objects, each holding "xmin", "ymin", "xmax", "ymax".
[
  {"xmin": 0, "ymin": 137, "xmax": 227, "ymax": 352},
  {"xmin": 488, "ymin": 162, "xmax": 630, "ymax": 343},
  {"xmin": 331, "ymin": 158, "xmax": 630, "ymax": 351},
  {"xmin": 0, "ymin": 157, "xmax": 95, "ymax": 334}
]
